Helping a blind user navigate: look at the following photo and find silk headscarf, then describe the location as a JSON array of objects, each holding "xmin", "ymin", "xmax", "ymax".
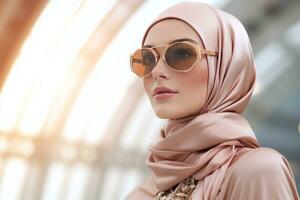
[{"xmin": 125, "ymin": 2, "xmax": 260, "ymax": 199}]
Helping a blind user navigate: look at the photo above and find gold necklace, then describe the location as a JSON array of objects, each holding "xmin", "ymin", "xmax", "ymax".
[{"xmin": 154, "ymin": 176, "xmax": 198, "ymax": 200}]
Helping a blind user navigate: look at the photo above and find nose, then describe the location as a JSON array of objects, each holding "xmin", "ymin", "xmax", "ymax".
[{"xmin": 151, "ymin": 49, "xmax": 169, "ymax": 80}]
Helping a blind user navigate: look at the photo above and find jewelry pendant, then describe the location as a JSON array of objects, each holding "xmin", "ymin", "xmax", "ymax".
[{"xmin": 154, "ymin": 176, "xmax": 198, "ymax": 200}]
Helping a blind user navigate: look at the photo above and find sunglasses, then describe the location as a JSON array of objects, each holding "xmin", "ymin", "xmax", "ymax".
[{"xmin": 130, "ymin": 40, "xmax": 218, "ymax": 78}]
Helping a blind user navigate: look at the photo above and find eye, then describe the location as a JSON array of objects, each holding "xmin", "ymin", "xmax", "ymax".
[
  {"xmin": 173, "ymin": 48, "xmax": 193, "ymax": 59},
  {"xmin": 166, "ymin": 42, "xmax": 196, "ymax": 61},
  {"xmin": 143, "ymin": 52, "xmax": 155, "ymax": 64},
  {"xmin": 141, "ymin": 49, "xmax": 156, "ymax": 66}
]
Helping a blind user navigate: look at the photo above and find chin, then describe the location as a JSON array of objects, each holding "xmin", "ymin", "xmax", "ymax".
[
  {"xmin": 155, "ymin": 112, "xmax": 171, "ymax": 119},
  {"xmin": 154, "ymin": 107, "xmax": 201, "ymax": 120},
  {"xmin": 150, "ymin": 101, "xmax": 192, "ymax": 120},
  {"xmin": 153, "ymin": 108, "xmax": 182, "ymax": 120}
]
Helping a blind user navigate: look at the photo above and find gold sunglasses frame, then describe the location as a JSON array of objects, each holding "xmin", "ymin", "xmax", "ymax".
[{"xmin": 130, "ymin": 40, "xmax": 218, "ymax": 78}]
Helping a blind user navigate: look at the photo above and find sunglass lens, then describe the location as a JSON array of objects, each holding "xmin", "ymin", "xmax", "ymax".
[
  {"xmin": 165, "ymin": 43, "xmax": 197, "ymax": 70},
  {"xmin": 131, "ymin": 48, "xmax": 156, "ymax": 77}
]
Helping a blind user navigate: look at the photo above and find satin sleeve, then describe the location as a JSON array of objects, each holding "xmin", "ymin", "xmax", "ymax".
[{"xmin": 216, "ymin": 147, "xmax": 299, "ymax": 200}]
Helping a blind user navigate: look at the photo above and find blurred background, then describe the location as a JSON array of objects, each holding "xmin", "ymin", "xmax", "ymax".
[{"xmin": 0, "ymin": 0, "xmax": 299, "ymax": 199}]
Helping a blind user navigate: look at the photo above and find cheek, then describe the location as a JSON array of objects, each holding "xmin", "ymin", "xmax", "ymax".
[
  {"xmin": 143, "ymin": 78, "xmax": 152, "ymax": 98},
  {"xmin": 179, "ymin": 62, "xmax": 208, "ymax": 104}
]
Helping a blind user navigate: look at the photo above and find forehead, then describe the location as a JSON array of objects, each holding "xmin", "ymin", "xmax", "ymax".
[{"xmin": 143, "ymin": 18, "xmax": 201, "ymax": 47}]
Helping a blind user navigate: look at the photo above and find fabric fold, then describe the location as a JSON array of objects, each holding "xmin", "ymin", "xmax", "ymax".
[{"xmin": 126, "ymin": 112, "xmax": 260, "ymax": 199}]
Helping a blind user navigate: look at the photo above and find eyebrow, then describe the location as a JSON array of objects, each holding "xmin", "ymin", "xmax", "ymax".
[{"xmin": 143, "ymin": 38, "xmax": 197, "ymax": 48}]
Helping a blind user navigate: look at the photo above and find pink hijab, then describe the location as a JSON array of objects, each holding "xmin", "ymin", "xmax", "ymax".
[{"xmin": 126, "ymin": 2, "xmax": 260, "ymax": 199}]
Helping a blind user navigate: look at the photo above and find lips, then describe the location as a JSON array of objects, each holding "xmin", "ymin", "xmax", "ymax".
[{"xmin": 152, "ymin": 86, "xmax": 178, "ymax": 96}]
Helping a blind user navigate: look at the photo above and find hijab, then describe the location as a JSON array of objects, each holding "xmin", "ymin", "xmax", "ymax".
[{"xmin": 125, "ymin": 2, "xmax": 260, "ymax": 199}]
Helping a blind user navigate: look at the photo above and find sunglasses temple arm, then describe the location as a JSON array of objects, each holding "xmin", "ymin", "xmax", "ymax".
[{"xmin": 201, "ymin": 50, "xmax": 218, "ymax": 56}]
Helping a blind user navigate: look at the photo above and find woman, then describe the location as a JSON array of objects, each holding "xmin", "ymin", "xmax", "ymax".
[{"xmin": 126, "ymin": 2, "xmax": 299, "ymax": 200}]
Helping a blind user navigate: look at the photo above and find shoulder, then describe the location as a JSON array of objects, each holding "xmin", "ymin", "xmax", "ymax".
[
  {"xmin": 228, "ymin": 147, "xmax": 290, "ymax": 181},
  {"xmin": 217, "ymin": 147, "xmax": 300, "ymax": 199}
]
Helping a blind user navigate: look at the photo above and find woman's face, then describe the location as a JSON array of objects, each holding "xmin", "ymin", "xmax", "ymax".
[{"xmin": 143, "ymin": 19, "xmax": 208, "ymax": 120}]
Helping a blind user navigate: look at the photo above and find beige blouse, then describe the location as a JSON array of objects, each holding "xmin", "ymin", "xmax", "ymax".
[{"xmin": 190, "ymin": 147, "xmax": 300, "ymax": 200}]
